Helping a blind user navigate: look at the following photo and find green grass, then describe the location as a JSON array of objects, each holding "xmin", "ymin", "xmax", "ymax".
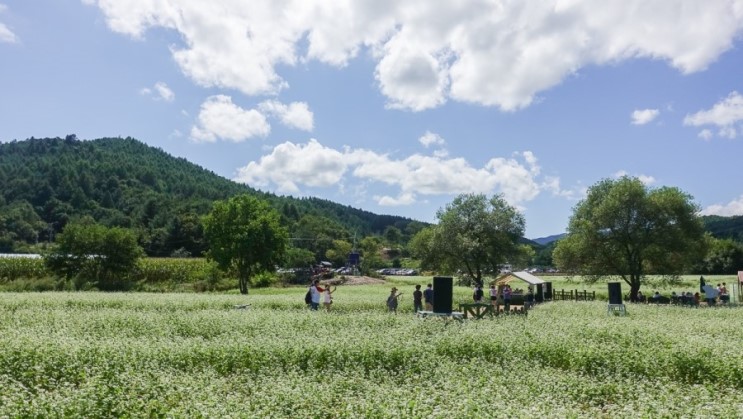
[{"xmin": 2, "ymin": 288, "xmax": 743, "ymax": 417}]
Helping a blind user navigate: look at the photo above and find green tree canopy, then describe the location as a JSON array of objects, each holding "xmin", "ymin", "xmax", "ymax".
[
  {"xmin": 425, "ymin": 193, "xmax": 526, "ymax": 285},
  {"xmin": 553, "ymin": 176, "xmax": 706, "ymax": 301},
  {"xmin": 203, "ymin": 194, "xmax": 288, "ymax": 294},
  {"xmin": 45, "ymin": 219, "xmax": 143, "ymax": 290},
  {"xmin": 694, "ymin": 235, "xmax": 743, "ymax": 274}
]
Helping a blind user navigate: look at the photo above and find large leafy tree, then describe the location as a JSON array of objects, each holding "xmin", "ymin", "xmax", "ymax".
[
  {"xmin": 427, "ymin": 193, "xmax": 527, "ymax": 285},
  {"xmin": 408, "ymin": 226, "xmax": 437, "ymax": 271},
  {"xmin": 553, "ymin": 177, "xmax": 706, "ymax": 301},
  {"xmin": 45, "ymin": 219, "xmax": 143, "ymax": 290},
  {"xmin": 694, "ymin": 235, "xmax": 743, "ymax": 274},
  {"xmin": 203, "ymin": 194, "xmax": 288, "ymax": 294}
]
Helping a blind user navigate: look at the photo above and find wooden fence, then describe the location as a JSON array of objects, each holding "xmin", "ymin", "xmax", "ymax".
[{"xmin": 549, "ymin": 289, "xmax": 596, "ymax": 301}]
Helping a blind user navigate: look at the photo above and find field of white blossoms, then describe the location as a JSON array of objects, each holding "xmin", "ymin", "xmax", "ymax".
[{"xmin": 1, "ymin": 289, "xmax": 742, "ymax": 418}]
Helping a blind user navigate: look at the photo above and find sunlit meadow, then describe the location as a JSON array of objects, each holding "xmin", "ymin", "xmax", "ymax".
[{"xmin": 1, "ymin": 285, "xmax": 743, "ymax": 417}]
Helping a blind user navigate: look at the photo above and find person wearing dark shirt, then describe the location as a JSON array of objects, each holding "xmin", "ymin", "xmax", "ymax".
[
  {"xmin": 473, "ymin": 285, "xmax": 484, "ymax": 303},
  {"xmin": 413, "ymin": 285, "xmax": 423, "ymax": 313},
  {"xmin": 423, "ymin": 283, "xmax": 434, "ymax": 311}
]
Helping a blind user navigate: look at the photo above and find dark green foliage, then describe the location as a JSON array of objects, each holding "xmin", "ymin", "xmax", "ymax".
[
  {"xmin": 422, "ymin": 193, "xmax": 527, "ymax": 285},
  {"xmin": 203, "ymin": 194, "xmax": 288, "ymax": 294},
  {"xmin": 553, "ymin": 177, "xmax": 707, "ymax": 301},
  {"xmin": 702, "ymin": 215, "xmax": 743, "ymax": 242},
  {"xmin": 45, "ymin": 220, "xmax": 143, "ymax": 290},
  {"xmin": 0, "ymin": 136, "xmax": 421, "ymax": 256},
  {"xmin": 693, "ymin": 235, "xmax": 743, "ymax": 274}
]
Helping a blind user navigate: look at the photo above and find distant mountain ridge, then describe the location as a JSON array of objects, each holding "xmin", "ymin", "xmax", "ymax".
[{"xmin": 531, "ymin": 233, "xmax": 566, "ymax": 245}]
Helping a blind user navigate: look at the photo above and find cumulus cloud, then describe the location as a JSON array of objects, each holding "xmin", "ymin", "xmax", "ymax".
[
  {"xmin": 140, "ymin": 81, "xmax": 175, "ymax": 101},
  {"xmin": 258, "ymin": 100, "xmax": 314, "ymax": 131},
  {"xmin": 190, "ymin": 95, "xmax": 270, "ymax": 143},
  {"xmin": 418, "ymin": 131, "xmax": 446, "ymax": 147},
  {"xmin": 234, "ymin": 138, "xmax": 549, "ymax": 206},
  {"xmin": 0, "ymin": 4, "xmax": 18, "ymax": 44},
  {"xmin": 233, "ymin": 139, "xmax": 346, "ymax": 193},
  {"xmin": 631, "ymin": 108, "xmax": 659, "ymax": 125},
  {"xmin": 701, "ymin": 195, "xmax": 743, "ymax": 216},
  {"xmin": 684, "ymin": 91, "xmax": 743, "ymax": 139},
  {"xmin": 86, "ymin": 0, "xmax": 743, "ymax": 112}
]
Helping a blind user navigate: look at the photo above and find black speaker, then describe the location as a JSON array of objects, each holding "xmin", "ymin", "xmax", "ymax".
[
  {"xmin": 544, "ymin": 282, "xmax": 552, "ymax": 300},
  {"xmin": 608, "ymin": 282, "xmax": 622, "ymax": 304},
  {"xmin": 535, "ymin": 283, "xmax": 544, "ymax": 303},
  {"xmin": 433, "ymin": 276, "xmax": 453, "ymax": 313}
]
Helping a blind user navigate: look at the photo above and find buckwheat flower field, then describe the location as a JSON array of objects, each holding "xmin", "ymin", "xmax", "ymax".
[{"xmin": 1, "ymin": 289, "xmax": 742, "ymax": 417}]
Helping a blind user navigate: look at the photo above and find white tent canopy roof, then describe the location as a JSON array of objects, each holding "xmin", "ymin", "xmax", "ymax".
[{"xmin": 496, "ymin": 271, "xmax": 546, "ymax": 286}]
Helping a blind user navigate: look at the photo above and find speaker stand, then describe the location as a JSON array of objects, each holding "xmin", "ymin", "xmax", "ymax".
[{"xmin": 607, "ymin": 304, "xmax": 626, "ymax": 316}]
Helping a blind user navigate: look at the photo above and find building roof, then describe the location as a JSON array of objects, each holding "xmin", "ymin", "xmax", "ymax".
[{"xmin": 495, "ymin": 271, "xmax": 546, "ymax": 286}]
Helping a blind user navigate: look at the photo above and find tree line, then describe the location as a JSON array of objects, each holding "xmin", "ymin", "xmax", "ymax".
[{"xmin": 1, "ymin": 137, "xmax": 741, "ymax": 294}]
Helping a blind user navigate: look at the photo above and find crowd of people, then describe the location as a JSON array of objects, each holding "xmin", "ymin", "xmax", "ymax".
[
  {"xmin": 637, "ymin": 282, "xmax": 731, "ymax": 306},
  {"xmin": 306, "ymin": 279, "xmax": 537, "ymax": 314}
]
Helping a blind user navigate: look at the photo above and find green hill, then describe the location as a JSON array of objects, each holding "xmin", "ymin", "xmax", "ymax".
[
  {"xmin": 0, "ymin": 136, "xmax": 423, "ymax": 256},
  {"xmin": 701, "ymin": 214, "xmax": 743, "ymax": 242}
]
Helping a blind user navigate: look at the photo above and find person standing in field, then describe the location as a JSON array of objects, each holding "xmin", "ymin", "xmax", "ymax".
[
  {"xmin": 473, "ymin": 284, "xmax": 484, "ymax": 303},
  {"xmin": 387, "ymin": 287, "xmax": 403, "ymax": 314},
  {"xmin": 489, "ymin": 284, "xmax": 499, "ymax": 311},
  {"xmin": 413, "ymin": 284, "xmax": 423, "ymax": 313},
  {"xmin": 309, "ymin": 279, "xmax": 325, "ymax": 311},
  {"xmin": 503, "ymin": 285, "xmax": 512, "ymax": 313},
  {"xmin": 423, "ymin": 283, "xmax": 434, "ymax": 311},
  {"xmin": 323, "ymin": 285, "xmax": 336, "ymax": 311}
]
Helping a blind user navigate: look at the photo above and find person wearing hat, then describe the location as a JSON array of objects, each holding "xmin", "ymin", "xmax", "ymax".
[{"xmin": 386, "ymin": 287, "xmax": 403, "ymax": 314}]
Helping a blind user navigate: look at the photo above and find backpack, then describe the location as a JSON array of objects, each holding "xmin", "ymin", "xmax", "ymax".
[{"xmin": 305, "ymin": 288, "xmax": 312, "ymax": 305}]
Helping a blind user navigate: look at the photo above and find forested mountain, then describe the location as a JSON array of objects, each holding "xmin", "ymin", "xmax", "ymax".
[
  {"xmin": 0, "ymin": 136, "xmax": 423, "ymax": 256},
  {"xmin": 702, "ymin": 215, "xmax": 743, "ymax": 242}
]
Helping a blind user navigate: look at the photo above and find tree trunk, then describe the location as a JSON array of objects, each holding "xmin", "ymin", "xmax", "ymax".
[
  {"xmin": 628, "ymin": 276, "xmax": 640, "ymax": 302},
  {"xmin": 239, "ymin": 276, "xmax": 249, "ymax": 295}
]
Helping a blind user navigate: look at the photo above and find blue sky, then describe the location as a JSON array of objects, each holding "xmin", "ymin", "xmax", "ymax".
[{"xmin": 1, "ymin": 1, "xmax": 743, "ymax": 239}]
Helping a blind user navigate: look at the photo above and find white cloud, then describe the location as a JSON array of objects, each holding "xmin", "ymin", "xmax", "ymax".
[
  {"xmin": 258, "ymin": 100, "xmax": 314, "ymax": 131},
  {"xmin": 418, "ymin": 131, "xmax": 446, "ymax": 147},
  {"xmin": 637, "ymin": 174, "xmax": 656, "ymax": 185},
  {"xmin": 86, "ymin": 0, "xmax": 743, "ymax": 112},
  {"xmin": 140, "ymin": 81, "xmax": 175, "ymax": 101},
  {"xmin": 701, "ymin": 195, "xmax": 743, "ymax": 216},
  {"xmin": 631, "ymin": 108, "xmax": 659, "ymax": 125},
  {"xmin": 233, "ymin": 139, "xmax": 346, "ymax": 193},
  {"xmin": 154, "ymin": 82, "xmax": 175, "ymax": 101},
  {"xmin": 613, "ymin": 171, "xmax": 656, "ymax": 185},
  {"xmin": 541, "ymin": 175, "xmax": 579, "ymax": 200},
  {"xmin": 235, "ymin": 138, "xmax": 550, "ymax": 206},
  {"xmin": 190, "ymin": 95, "xmax": 270, "ymax": 143},
  {"xmin": 684, "ymin": 91, "xmax": 743, "ymax": 139},
  {"xmin": 0, "ymin": 4, "xmax": 18, "ymax": 44},
  {"xmin": 375, "ymin": 193, "xmax": 417, "ymax": 207},
  {"xmin": 0, "ymin": 23, "xmax": 15, "ymax": 43},
  {"xmin": 698, "ymin": 129, "xmax": 714, "ymax": 141}
]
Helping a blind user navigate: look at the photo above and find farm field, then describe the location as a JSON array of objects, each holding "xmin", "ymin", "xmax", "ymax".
[{"xmin": 1, "ymin": 288, "xmax": 743, "ymax": 418}]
